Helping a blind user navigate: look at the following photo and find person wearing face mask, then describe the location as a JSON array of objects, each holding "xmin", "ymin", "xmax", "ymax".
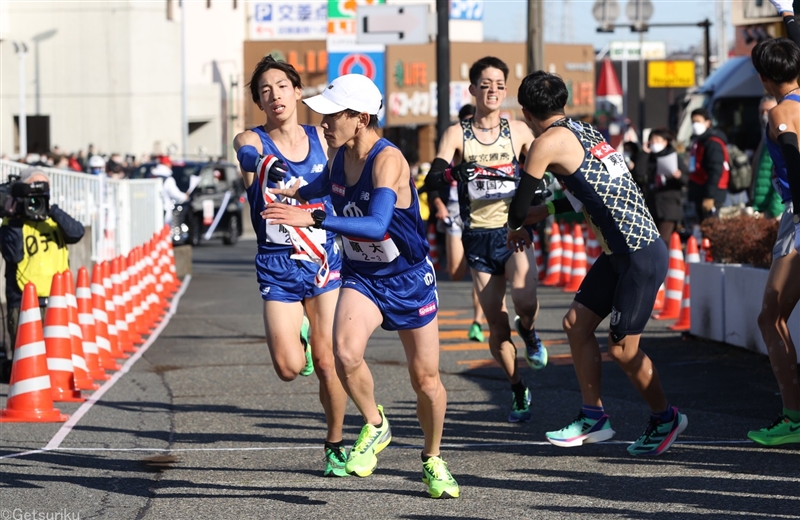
[
  {"xmin": 687, "ymin": 108, "xmax": 730, "ymax": 223},
  {"xmin": 750, "ymin": 95, "xmax": 784, "ymax": 219},
  {"xmin": 645, "ymin": 129, "xmax": 688, "ymax": 242}
]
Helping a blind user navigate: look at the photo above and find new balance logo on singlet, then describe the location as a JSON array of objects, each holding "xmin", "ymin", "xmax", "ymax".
[{"xmin": 311, "ymin": 163, "xmax": 325, "ymax": 173}]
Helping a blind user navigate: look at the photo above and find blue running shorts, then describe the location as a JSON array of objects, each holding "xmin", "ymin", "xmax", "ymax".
[
  {"xmin": 574, "ymin": 239, "xmax": 668, "ymax": 337},
  {"xmin": 255, "ymin": 242, "xmax": 342, "ymax": 302},
  {"xmin": 340, "ymin": 259, "xmax": 438, "ymax": 331}
]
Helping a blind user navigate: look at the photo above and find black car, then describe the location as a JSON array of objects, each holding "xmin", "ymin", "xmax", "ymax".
[{"xmin": 132, "ymin": 160, "xmax": 246, "ymax": 246}]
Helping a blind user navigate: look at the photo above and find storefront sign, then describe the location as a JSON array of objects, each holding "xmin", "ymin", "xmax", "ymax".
[
  {"xmin": 268, "ymin": 49, "xmax": 328, "ymax": 74},
  {"xmin": 648, "ymin": 60, "xmax": 696, "ymax": 88},
  {"xmin": 450, "ymin": 0, "xmax": 483, "ymax": 20},
  {"xmin": 250, "ymin": 2, "xmax": 328, "ymax": 41},
  {"xmin": 393, "ymin": 61, "xmax": 428, "ymax": 88},
  {"xmin": 328, "ymin": 50, "xmax": 386, "ymax": 125}
]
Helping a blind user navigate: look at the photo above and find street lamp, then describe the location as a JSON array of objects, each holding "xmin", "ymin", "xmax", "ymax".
[{"xmin": 13, "ymin": 41, "xmax": 28, "ymax": 159}]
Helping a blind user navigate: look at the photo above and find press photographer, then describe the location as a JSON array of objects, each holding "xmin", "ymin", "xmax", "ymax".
[{"xmin": 0, "ymin": 168, "xmax": 85, "ymax": 371}]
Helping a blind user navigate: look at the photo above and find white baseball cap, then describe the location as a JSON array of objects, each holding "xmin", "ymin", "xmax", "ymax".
[{"xmin": 303, "ymin": 74, "xmax": 383, "ymax": 115}]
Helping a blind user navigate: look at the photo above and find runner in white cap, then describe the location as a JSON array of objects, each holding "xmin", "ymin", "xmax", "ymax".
[{"xmin": 264, "ymin": 74, "xmax": 460, "ymax": 499}]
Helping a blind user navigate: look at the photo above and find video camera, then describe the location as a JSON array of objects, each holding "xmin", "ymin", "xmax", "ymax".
[{"xmin": 0, "ymin": 174, "xmax": 51, "ymax": 221}]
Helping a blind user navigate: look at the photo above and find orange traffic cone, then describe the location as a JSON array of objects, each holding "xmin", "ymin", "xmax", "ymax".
[
  {"xmin": 43, "ymin": 273, "xmax": 85, "ymax": 402},
  {"xmin": 92, "ymin": 263, "xmax": 123, "ymax": 366},
  {"xmin": 101, "ymin": 261, "xmax": 126, "ymax": 359},
  {"xmin": 654, "ymin": 232, "xmax": 684, "ymax": 320},
  {"xmin": 585, "ymin": 225, "xmax": 601, "ymax": 266},
  {"xmin": 122, "ymin": 254, "xmax": 143, "ymax": 345},
  {"xmin": 542, "ymin": 222, "xmax": 562, "ymax": 286},
  {"xmin": 559, "ymin": 222, "xmax": 573, "ymax": 287},
  {"xmin": 427, "ymin": 223, "xmax": 439, "ymax": 270},
  {"xmin": 67, "ymin": 269, "xmax": 108, "ymax": 381},
  {"xmin": 77, "ymin": 267, "xmax": 115, "ymax": 376},
  {"xmin": 112, "ymin": 257, "xmax": 135, "ymax": 353},
  {"xmin": 564, "ymin": 223, "xmax": 587, "ymax": 292},
  {"xmin": 670, "ymin": 237, "xmax": 699, "ymax": 331},
  {"xmin": 165, "ymin": 227, "xmax": 180, "ymax": 293},
  {"xmin": 62, "ymin": 270, "xmax": 99, "ymax": 390},
  {"xmin": 1, "ymin": 282, "xmax": 69, "ymax": 422},
  {"xmin": 653, "ymin": 283, "xmax": 666, "ymax": 312},
  {"xmin": 532, "ymin": 229, "xmax": 545, "ymax": 281}
]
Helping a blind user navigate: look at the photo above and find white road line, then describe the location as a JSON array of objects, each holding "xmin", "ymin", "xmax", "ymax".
[
  {"xmin": 3, "ymin": 439, "xmax": 755, "ymax": 457},
  {"xmin": 0, "ymin": 275, "xmax": 192, "ymax": 461}
]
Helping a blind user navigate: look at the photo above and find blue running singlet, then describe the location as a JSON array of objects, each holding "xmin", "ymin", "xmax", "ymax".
[{"xmin": 764, "ymin": 92, "xmax": 800, "ymax": 204}]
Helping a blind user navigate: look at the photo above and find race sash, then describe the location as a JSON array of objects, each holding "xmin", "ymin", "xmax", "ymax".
[{"xmin": 259, "ymin": 167, "xmax": 331, "ymax": 288}]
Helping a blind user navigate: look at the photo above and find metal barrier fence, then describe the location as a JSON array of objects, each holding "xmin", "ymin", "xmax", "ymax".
[{"xmin": 0, "ymin": 160, "xmax": 163, "ymax": 260}]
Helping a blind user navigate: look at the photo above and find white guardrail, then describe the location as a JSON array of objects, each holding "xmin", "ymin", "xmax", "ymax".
[{"xmin": 0, "ymin": 160, "xmax": 164, "ymax": 261}]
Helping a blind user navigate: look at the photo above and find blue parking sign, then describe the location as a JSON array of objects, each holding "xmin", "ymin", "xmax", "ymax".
[{"xmin": 254, "ymin": 3, "xmax": 273, "ymax": 22}]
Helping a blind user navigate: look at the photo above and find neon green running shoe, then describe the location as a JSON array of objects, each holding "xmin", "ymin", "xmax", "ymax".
[
  {"xmin": 546, "ymin": 411, "xmax": 616, "ymax": 447},
  {"xmin": 299, "ymin": 315, "xmax": 314, "ymax": 377},
  {"xmin": 422, "ymin": 455, "xmax": 460, "ymax": 499},
  {"xmin": 748, "ymin": 415, "xmax": 800, "ymax": 446},
  {"xmin": 508, "ymin": 387, "xmax": 532, "ymax": 423},
  {"xmin": 323, "ymin": 445, "xmax": 349, "ymax": 477},
  {"xmin": 467, "ymin": 321, "xmax": 485, "ymax": 343},
  {"xmin": 346, "ymin": 405, "xmax": 392, "ymax": 477}
]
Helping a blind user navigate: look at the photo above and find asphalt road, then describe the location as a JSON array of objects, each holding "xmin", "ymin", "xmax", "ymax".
[{"xmin": 2, "ymin": 237, "xmax": 799, "ymax": 520}]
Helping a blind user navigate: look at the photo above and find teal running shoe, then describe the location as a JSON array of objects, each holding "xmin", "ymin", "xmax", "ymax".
[
  {"xmin": 323, "ymin": 445, "xmax": 349, "ymax": 477},
  {"xmin": 627, "ymin": 407, "xmax": 688, "ymax": 456},
  {"xmin": 299, "ymin": 315, "xmax": 314, "ymax": 377},
  {"xmin": 515, "ymin": 315, "xmax": 547, "ymax": 370},
  {"xmin": 422, "ymin": 456, "xmax": 460, "ymax": 499},
  {"xmin": 467, "ymin": 321, "xmax": 485, "ymax": 343},
  {"xmin": 508, "ymin": 387, "xmax": 532, "ymax": 423},
  {"xmin": 346, "ymin": 405, "xmax": 392, "ymax": 477},
  {"xmin": 546, "ymin": 411, "xmax": 616, "ymax": 447}
]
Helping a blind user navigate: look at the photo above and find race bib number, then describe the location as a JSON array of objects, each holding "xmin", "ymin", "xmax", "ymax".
[
  {"xmin": 466, "ymin": 165, "xmax": 517, "ymax": 201},
  {"xmin": 265, "ymin": 202, "xmax": 325, "ymax": 246},
  {"xmin": 342, "ymin": 233, "xmax": 400, "ymax": 263},
  {"xmin": 590, "ymin": 142, "xmax": 628, "ymax": 179}
]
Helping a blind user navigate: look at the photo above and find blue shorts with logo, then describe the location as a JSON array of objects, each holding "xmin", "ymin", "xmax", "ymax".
[
  {"xmin": 340, "ymin": 259, "xmax": 438, "ymax": 331},
  {"xmin": 255, "ymin": 241, "xmax": 342, "ymax": 302},
  {"xmin": 463, "ymin": 226, "xmax": 532, "ymax": 276},
  {"xmin": 574, "ymin": 239, "xmax": 668, "ymax": 337}
]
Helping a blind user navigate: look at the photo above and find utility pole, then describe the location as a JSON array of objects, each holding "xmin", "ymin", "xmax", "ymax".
[
  {"xmin": 435, "ymin": 0, "xmax": 450, "ymax": 143},
  {"xmin": 527, "ymin": 0, "xmax": 544, "ymax": 74},
  {"xmin": 181, "ymin": 1, "xmax": 189, "ymax": 158},
  {"xmin": 14, "ymin": 42, "xmax": 28, "ymax": 159}
]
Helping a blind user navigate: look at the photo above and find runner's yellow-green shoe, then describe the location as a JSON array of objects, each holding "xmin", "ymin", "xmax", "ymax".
[
  {"xmin": 422, "ymin": 455, "xmax": 460, "ymax": 499},
  {"xmin": 467, "ymin": 321, "xmax": 485, "ymax": 343},
  {"xmin": 299, "ymin": 315, "xmax": 314, "ymax": 377},
  {"xmin": 345, "ymin": 405, "xmax": 392, "ymax": 477},
  {"xmin": 748, "ymin": 415, "xmax": 800, "ymax": 446},
  {"xmin": 323, "ymin": 445, "xmax": 349, "ymax": 477}
]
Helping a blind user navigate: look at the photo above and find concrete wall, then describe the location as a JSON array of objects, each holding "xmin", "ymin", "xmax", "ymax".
[{"xmin": 1, "ymin": 1, "xmax": 246, "ymax": 159}]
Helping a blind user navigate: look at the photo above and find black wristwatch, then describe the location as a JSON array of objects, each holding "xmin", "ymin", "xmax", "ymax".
[{"xmin": 311, "ymin": 209, "xmax": 327, "ymax": 229}]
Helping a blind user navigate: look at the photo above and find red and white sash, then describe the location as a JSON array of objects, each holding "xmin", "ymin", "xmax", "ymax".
[{"xmin": 259, "ymin": 167, "xmax": 331, "ymax": 288}]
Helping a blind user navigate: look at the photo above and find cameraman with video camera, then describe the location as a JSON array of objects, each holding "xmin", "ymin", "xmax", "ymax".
[{"xmin": 0, "ymin": 168, "xmax": 85, "ymax": 373}]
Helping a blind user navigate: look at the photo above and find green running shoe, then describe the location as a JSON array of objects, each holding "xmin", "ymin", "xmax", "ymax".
[
  {"xmin": 546, "ymin": 411, "xmax": 616, "ymax": 447},
  {"xmin": 748, "ymin": 415, "xmax": 800, "ymax": 446},
  {"xmin": 422, "ymin": 456, "xmax": 460, "ymax": 499},
  {"xmin": 323, "ymin": 445, "xmax": 349, "ymax": 477},
  {"xmin": 299, "ymin": 315, "xmax": 314, "ymax": 377},
  {"xmin": 627, "ymin": 407, "xmax": 688, "ymax": 456},
  {"xmin": 508, "ymin": 387, "xmax": 532, "ymax": 423},
  {"xmin": 467, "ymin": 321, "xmax": 485, "ymax": 343},
  {"xmin": 515, "ymin": 315, "xmax": 547, "ymax": 370},
  {"xmin": 346, "ymin": 405, "xmax": 392, "ymax": 477}
]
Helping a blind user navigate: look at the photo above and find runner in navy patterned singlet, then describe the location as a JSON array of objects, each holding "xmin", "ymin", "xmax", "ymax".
[{"xmin": 508, "ymin": 71, "xmax": 687, "ymax": 456}]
